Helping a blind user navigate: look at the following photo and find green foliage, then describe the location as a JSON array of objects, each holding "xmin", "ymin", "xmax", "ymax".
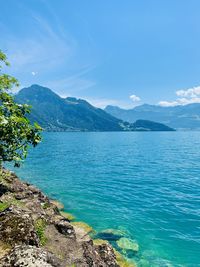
[
  {"xmin": 35, "ymin": 218, "xmax": 47, "ymax": 246},
  {"xmin": 0, "ymin": 50, "xmax": 42, "ymax": 167}
]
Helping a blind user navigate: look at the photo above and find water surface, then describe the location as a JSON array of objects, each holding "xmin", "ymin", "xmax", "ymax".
[{"xmin": 12, "ymin": 132, "xmax": 200, "ymax": 266}]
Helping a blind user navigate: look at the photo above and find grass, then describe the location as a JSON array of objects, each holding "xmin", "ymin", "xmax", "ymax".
[
  {"xmin": 0, "ymin": 197, "xmax": 24, "ymax": 213},
  {"xmin": 34, "ymin": 218, "xmax": 47, "ymax": 246}
]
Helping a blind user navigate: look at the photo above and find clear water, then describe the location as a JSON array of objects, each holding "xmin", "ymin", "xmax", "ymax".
[{"xmin": 11, "ymin": 132, "xmax": 200, "ymax": 266}]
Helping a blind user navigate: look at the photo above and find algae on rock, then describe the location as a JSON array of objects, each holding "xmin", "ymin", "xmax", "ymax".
[
  {"xmin": 60, "ymin": 211, "xmax": 75, "ymax": 221},
  {"xmin": 117, "ymin": 237, "xmax": 139, "ymax": 253}
]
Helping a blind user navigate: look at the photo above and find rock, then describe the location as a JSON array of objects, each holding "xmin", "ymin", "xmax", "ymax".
[
  {"xmin": 83, "ymin": 240, "xmax": 119, "ymax": 267},
  {"xmin": 97, "ymin": 243, "xmax": 119, "ymax": 266},
  {"xmin": 0, "ymin": 169, "xmax": 119, "ymax": 266},
  {"xmin": 54, "ymin": 219, "xmax": 76, "ymax": 239},
  {"xmin": 0, "ymin": 206, "xmax": 39, "ymax": 247},
  {"xmin": 72, "ymin": 224, "xmax": 92, "ymax": 242},
  {"xmin": 95, "ymin": 228, "xmax": 126, "ymax": 241},
  {"xmin": 116, "ymin": 237, "xmax": 139, "ymax": 253},
  {"xmin": 50, "ymin": 200, "xmax": 64, "ymax": 210},
  {"xmin": 93, "ymin": 239, "xmax": 109, "ymax": 246},
  {"xmin": 28, "ymin": 185, "xmax": 40, "ymax": 194},
  {"xmin": 101, "ymin": 229, "xmax": 128, "ymax": 236},
  {"xmin": 60, "ymin": 211, "xmax": 75, "ymax": 221},
  {"xmin": 114, "ymin": 249, "xmax": 136, "ymax": 267},
  {"xmin": 0, "ymin": 184, "xmax": 10, "ymax": 198},
  {"xmin": 0, "ymin": 245, "xmax": 64, "ymax": 267},
  {"xmin": 71, "ymin": 221, "xmax": 94, "ymax": 234}
]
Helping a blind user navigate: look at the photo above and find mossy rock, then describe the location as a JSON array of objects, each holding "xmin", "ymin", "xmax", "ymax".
[
  {"xmin": 114, "ymin": 249, "xmax": 136, "ymax": 267},
  {"xmin": 0, "ymin": 241, "xmax": 11, "ymax": 259},
  {"xmin": 71, "ymin": 221, "xmax": 94, "ymax": 234},
  {"xmin": 0, "ymin": 197, "xmax": 24, "ymax": 212},
  {"xmin": 93, "ymin": 239, "xmax": 109, "ymax": 246},
  {"xmin": 60, "ymin": 211, "xmax": 75, "ymax": 221},
  {"xmin": 0, "ymin": 202, "xmax": 9, "ymax": 212},
  {"xmin": 117, "ymin": 238, "xmax": 139, "ymax": 253},
  {"xmin": 50, "ymin": 200, "xmax": 64, "ymax": 210},
  {"xmin": 41, "ymin": 202, "xmax": 51, "ymax": 209},
  {"xmin": 0, "ymin": 207, "xmax": 39, "ymax": 247}
]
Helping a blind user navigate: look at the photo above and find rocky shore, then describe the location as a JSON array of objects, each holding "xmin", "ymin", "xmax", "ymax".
[{"xmin": 0, "ymin": 169, "xmax": 135, "ymax": 267}]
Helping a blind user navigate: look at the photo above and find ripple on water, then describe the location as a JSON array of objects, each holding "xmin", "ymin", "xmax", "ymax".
[{"xmin": 12, "ymin": 132, "xmax": 200, "ymax": 266}]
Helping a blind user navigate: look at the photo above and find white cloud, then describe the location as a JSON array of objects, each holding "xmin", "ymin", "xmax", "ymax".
[
  {"xmin": 158, "ymin": 85, "xmax": 200, "ymax": 107},
  {"xmin": 176, "ymin": 86, "xmax": 200, "ymax": 98},
  {"xmin": 130, "ymin": 94, "xmax": 141, "ymax": 102},
  {"xmin": 158, "ymin": 100, "xmax": 179, "ymax": 107},
  {"xmin": 31, "ymin": 71, "xmax": 37, "ymax": 76}
]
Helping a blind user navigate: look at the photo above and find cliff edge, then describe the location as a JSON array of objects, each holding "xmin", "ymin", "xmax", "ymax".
[{"xmin": 0, "ymin": 169, "xmax": 123, "ymax": 267}]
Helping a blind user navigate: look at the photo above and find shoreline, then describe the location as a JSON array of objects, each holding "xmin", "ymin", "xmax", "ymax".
[{"xmin": 0, "ymin": 168, "xmax": 135, "ymax": 267}]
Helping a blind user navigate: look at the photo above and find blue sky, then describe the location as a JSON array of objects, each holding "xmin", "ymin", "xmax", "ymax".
[{"xmin": 1, "ymin": 0, "xmax": 200, "ymax": 108}]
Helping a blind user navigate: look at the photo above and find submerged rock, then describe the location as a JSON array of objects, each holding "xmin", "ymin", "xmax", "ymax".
[
  {"xmin": 117, "ymin": 237, "xmax": 139, "ymax": 253},
  {"xmin": 95, "ymin": 228, "xmax": 126, "ymax": 241},
  {"xmin": 102, "ymin": 229, "xmax": 128, "ymax": 236}
]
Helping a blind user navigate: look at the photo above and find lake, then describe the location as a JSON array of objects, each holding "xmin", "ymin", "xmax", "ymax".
[{"xmin": 11, "ymin": 132, "xmax": 200, "ymax": 266}]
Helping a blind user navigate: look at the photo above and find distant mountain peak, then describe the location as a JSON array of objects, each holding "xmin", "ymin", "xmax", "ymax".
[
  {"xmin": 105, "ymin": 102, "xmax": 200, "ymax": 130},
  {"xmin": 20, "ymin": 84, "xmax": 57, "ymax": 95}
]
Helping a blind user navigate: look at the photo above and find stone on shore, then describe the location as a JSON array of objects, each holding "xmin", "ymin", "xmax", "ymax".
[{"xmin": 0, "ymin": 169, "xmax": 120, "ymax": 266}]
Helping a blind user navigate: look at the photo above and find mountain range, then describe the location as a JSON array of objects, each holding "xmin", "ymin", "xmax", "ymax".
[
  {"xmin": 105, "ymin": 103, "xmax": 200, "ymax": 130},
  {"xmin": 15, "ymin": 85, "xmax": 174, "ymax": 132}
]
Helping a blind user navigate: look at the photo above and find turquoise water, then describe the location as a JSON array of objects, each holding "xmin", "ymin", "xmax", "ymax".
[{"xmin": 11, "ymin": 132, "xmax": 200, "ymax": 266}]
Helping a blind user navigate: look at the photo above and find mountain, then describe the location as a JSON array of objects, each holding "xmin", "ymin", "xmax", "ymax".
[
  {"xmin": 132, "ymin": 120, "xmax": 175, "ymax": 131},
  {"xmin": 105, "ymin": 104, "xmax": 200, "ymax": 130},
  {"xmin": 15, "ymin": 85, "xmax": 175, "ymax": 132},
  {"xmin": 15, "ymin": 85, "xmax": 127, "ymax": 131}
]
